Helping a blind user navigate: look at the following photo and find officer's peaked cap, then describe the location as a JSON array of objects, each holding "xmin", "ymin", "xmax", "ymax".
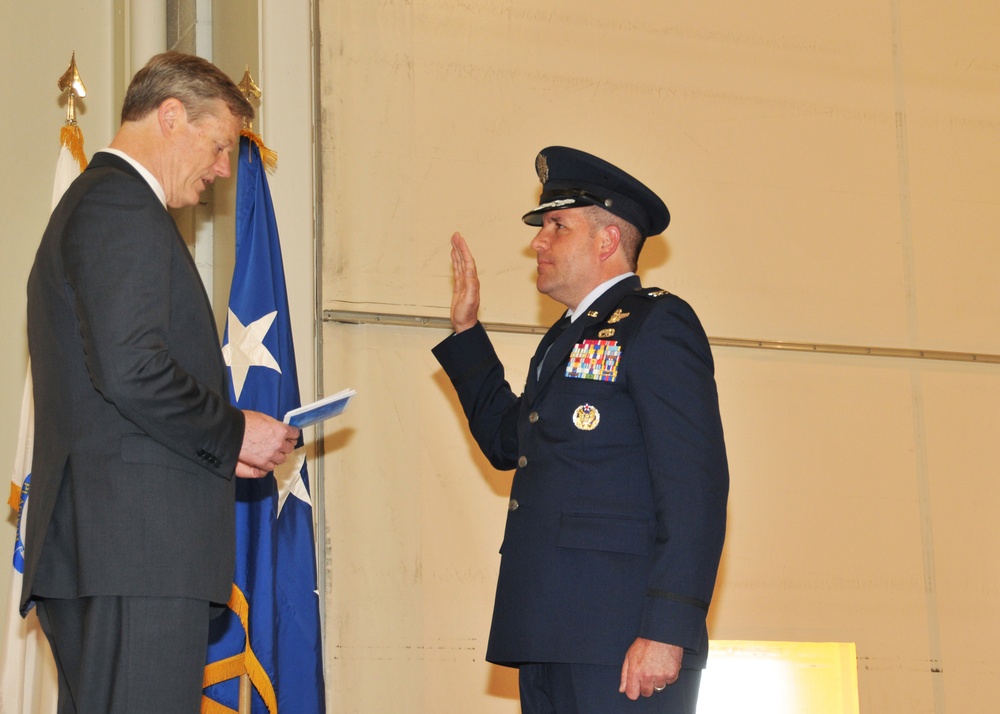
[{"xmin": 522, "ymin": 146, "xmax": 669, "ymax": 237}]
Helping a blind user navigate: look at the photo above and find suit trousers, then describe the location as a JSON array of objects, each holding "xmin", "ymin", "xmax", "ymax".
[
  {"xmin": 36, "ymin": 595, "xmax": 211, "ymax": 714},
  {"xmin": 518, "ymin": 662, "xmax": 702, "ymax": 714}
]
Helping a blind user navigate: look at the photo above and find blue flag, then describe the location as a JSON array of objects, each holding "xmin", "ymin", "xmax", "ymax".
[{"xmin": 204, "ymin": 135, "xmax": 325, "ymax": 714}]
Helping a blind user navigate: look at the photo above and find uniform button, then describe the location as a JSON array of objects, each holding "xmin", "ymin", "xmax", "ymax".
[
  {"xmin": 517, "ymin": 455, "xmax": 528, "ymax": 468},
  {"xmin": 528, "ymin": 411, "xmax": 539, "ymax": 423},
  {"xmin": 508, "ymin": 499, "xmax": 519, "ymax": 511}
]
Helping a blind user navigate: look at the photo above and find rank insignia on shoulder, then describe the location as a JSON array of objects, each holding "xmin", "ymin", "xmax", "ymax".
[
  {"xmin": 647, "ymin": 289, "xmax": 670, "ymax": 297},
  {"xmin": 566, "ymin": 339, "xmax": 621, "ymax": 382},
  {"xmin": 598, "ymin": 328, "xmax": 615, "ymax": 338},
  {"xmin": 607, "ymin": 309, "xmax": 630, "ymax": 324},
  {"xmin": 572, "ymin": 404, "xmax": 600, "ymax": 431}
]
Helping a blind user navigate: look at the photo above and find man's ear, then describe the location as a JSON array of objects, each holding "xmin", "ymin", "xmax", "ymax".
[
  {"xmin": 157, "ymin": 98, "xmax": 186, "ymax": 136},
  {"xmin": 598, "ymin": 223, "xmax": 621, "ymax": 262}
]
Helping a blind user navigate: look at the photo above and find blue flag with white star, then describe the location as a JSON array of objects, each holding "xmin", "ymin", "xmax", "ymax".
[{"xmin": 203, "ymin": 135, "xmax": 325, "ymax": 713}]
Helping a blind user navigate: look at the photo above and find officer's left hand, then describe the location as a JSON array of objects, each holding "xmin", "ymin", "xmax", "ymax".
[{"xmin": 619, "ymin": 637, "xmax": 684, "ymax": 700}]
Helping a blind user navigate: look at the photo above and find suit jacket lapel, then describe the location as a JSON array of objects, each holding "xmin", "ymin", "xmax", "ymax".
[{"xmin": 89, "ymin": 152, "xmax": 224, "ymax": 373}]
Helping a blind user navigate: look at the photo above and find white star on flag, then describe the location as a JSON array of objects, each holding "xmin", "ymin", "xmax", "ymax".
[
  {"xmin": 274, "ymin": 446, "xmax": 310, "ymax": 517},
  {"xmin": 222, "ymin": 309, "xmax": 281, "ymax": 401}
]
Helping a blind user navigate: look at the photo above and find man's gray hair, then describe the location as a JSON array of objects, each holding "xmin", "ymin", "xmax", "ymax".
[{"xmin": 120, "ymin": 51, "xmax": 254, "ymax": 126}]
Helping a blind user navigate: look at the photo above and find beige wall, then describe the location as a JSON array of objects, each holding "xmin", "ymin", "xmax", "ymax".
[{"xmin": 319, "ymin": 1, "xmax": 1000, "ymax": 713}]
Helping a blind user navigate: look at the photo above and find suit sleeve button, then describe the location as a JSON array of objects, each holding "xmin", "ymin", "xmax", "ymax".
[
  {"xmin": 508, "ymin": 499, "xmax": 519, "ymax": 511},
  {"xmin": 517, "ymin": 455, "xmax": 528, "ymax": 468}
]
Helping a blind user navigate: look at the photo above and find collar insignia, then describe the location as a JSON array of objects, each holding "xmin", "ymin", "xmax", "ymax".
[{"xmin": 607, "ymin": 309, "xmax": 630, "ymax": 324}]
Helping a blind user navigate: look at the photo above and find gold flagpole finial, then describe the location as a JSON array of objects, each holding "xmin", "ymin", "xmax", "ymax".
[
  {"xmin": 235, "ymin": 65, "xmax": 277, "ymax": 172},
  {"xmin": 237, "ymin": 66, "xmax": 261, "ymax": 132},
  {"xmin": 57, "ymin": 52, "xmax": 88, "ymax": 171},
  {"xmin": 57, "ymin": 51, "xmax": 87, "ymax": 126}
]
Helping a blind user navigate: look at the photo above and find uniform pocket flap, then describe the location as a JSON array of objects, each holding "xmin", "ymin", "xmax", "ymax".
[{"xmin": 557, "ymin": 513, "xmax": 651, "ymax": 556}]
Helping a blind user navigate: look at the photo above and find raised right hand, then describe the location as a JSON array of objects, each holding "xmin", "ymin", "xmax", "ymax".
[{"xmin": 449, "ymin": 232, "xmax": 480, "ymax": 334}]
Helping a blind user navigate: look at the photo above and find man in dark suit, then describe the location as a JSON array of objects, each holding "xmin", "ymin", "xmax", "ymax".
[
  {"xmin": 433, "ymin": 146, "xmax": 729, "ymax": 713},
  {"xmin": 24, "ymin": 52, "xmax": 300, "ymax": 713}
]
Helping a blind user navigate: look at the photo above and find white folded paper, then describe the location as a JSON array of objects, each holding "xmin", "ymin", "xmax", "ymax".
[{"xmin": 283, "ymin": 388, "xmax": 357, "ymax": 428}]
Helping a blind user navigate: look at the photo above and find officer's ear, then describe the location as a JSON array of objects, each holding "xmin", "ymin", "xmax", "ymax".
[{"xmin": 597, "ymin": 223, "xmax": 621, "ymax": 262}]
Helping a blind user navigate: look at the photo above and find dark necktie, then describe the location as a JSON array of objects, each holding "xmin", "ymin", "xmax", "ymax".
[{"xmin": 536, "ymin": 314, "xmax": 571, "ymax": 377}]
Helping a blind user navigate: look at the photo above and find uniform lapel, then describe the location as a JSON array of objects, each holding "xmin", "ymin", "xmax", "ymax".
[
  {"xmin": 525, "ymin": 315, "xmax": 568, "ymax": 404},
  {"xmin": 534, "ymin": 315, "xmax": 587, "ymax": 391},
  {"xmin": 527, "ymin": 276, "xmax": 642, "ymax": 404}
]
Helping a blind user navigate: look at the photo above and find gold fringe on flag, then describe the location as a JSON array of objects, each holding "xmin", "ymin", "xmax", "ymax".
[
  {"xmin": 240, "ymin": 129, "xmax": 277, "ymax": 173},
  {"xmin": 60, "ymin": 124, "xmax": 88, "ymax": 172},
  {"xmin": 8, "ymin": 483, "xmax": 21, "ymax": 512},
  {"xmin": 202, "ymin": 583, "xmax": 278, "ymax": 714}
]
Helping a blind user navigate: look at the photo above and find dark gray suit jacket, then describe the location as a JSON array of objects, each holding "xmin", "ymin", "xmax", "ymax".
[{"xmin": 22, "ymin": 151, "xmax": 245, "ymax": 615}]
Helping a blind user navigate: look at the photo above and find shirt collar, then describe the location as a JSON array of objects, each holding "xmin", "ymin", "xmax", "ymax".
[{"xmin": 567, "ymin": 272, "xmax": 635, "ymax": 322}]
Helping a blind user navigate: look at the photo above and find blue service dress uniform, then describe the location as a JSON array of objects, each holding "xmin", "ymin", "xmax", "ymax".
[{"xmin": 433, "ymin": 274, "xmax": 729, "ymax": 671}]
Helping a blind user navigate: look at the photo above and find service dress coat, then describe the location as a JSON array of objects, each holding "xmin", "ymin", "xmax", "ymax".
[
  {"xmin": 433, "ymin": 275, "xmax": 729, "ymax": 669},
  {"xmin": 22, "ymin": 152, "xmax": 245, "ymax": 615}
]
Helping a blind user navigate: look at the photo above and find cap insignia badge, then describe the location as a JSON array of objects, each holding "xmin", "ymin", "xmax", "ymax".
[
  {"xmin": 572, "ymin": 404, "xmax": 600, "ymax": 431},
  {"xmin": 607, "ymin": 309, "xmax": 630, "ymax": 324},
  {"xmin": 536, "ymin": 153, "xmax": 549, "ymax": 184}
]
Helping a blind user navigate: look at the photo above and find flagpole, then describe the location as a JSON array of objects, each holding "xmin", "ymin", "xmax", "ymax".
[
  {"xmin": 237, "ymin": 66, "xmax": 260, "ymax": 714},
  {"xmin": 239, "ymin": 674, "xmax": 251, "ymax": 714}
]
